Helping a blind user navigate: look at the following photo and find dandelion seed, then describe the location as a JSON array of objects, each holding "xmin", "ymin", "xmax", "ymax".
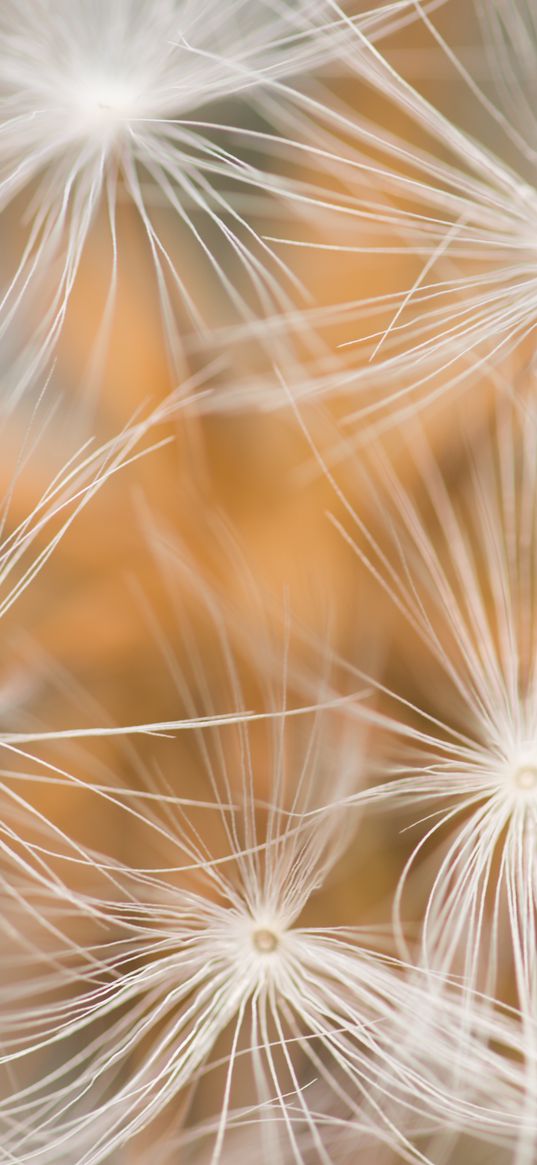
[
  {"xmin": 1, "ymin": 634, "xmax": 534, "ymax": 1165},
  {"xmin": 327, "ymin": 392, "xmax": 537, "ymax": 1025},
  {"xmin": 0, "ymin": 0, "xmax": 420, "ymax": 409},
  {"xmin": 264, "ymin": 0, "xmax": 537, "ymax": 427}
]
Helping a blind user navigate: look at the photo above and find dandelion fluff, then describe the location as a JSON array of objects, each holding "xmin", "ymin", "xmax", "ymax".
[
  {"xmin": 0, "ymin": 0, "xmax": 423, "ymax": 409},
  {"xmin": 262, "ymin": 0, "xmax": 537, "ymax": 427},
  {"xmin": 1, "ymin": 647, "xmax": 535, "ymax": 1165},
  {"xmin": 325, "ymin": 390, "xmax": 537, "ymax": 1024}
]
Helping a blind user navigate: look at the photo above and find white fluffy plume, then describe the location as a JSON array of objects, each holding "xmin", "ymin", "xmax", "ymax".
[
  {"xmin": 0, "ymin": 0, "xmax": 424, "ymax": 408},
  {"xmin": 1, "ymin": 607, "xmax": 536, "ymax": 1165}
]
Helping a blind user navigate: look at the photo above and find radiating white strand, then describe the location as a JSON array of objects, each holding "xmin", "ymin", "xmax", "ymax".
[
  {"xmin": 311, "ymin": 389, "xmax": 537, "ymax": 1153},
  {"xmin": 2, "ymin": 682, "xmax": 536, "ymax": 1164},
  {"xmin": 253, "ymin": 0, "xmax": 537, "ymax": 425},
  {"xmin": 0, "ymin": 0, "xmax": 426, "ymax": 409}
]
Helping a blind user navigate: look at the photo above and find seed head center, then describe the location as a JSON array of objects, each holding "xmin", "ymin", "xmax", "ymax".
[
  {"xmin": 253, "ymin": 927, "xmax": 279, "ymax": 954},
  {"xmin": 76, "ymin": 77, "xmax": 136, "ymax": 131},
  {"xmin": 514, "ymin": 765, "xmax": 537, "ymax": 792}
]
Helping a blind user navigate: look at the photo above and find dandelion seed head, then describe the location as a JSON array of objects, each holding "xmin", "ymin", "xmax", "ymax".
[
  {"xmin": 74, "ymin": 74, "xmax": 140, "ymax": 136},
  {"xmin": 24, "ymin": 42, "xmax": 167, "ymax": 158},
  {"xmin": 252, "ymin": 925, "xmax": 279, "ymax": 954},
  {"xmin": 506, "ymin": 756, "xmax": 537, "ymax": 799},
  {"xmin": 514, "ymin": 765, "xmax": 537, "ymax": 791},
  {"xmin": 222, "ymin": 910, "xmax": 290, "ymax": 984}
]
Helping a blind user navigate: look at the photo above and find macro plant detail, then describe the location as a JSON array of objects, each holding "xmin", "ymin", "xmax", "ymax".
[
  {"xmin": 0, "ymin": 0, "xmax": 423, "ymax": 409},
  {"xmin": 3, "ymin": 3, "xmax": 537, "ymax": 1165},
  {"xmin": 340, "ymin": 397, "xmax": 537, "ymax": 1014},
  {"xmin": 2, "ymin": 701, "xmax": 534, "ymax": 1165}
]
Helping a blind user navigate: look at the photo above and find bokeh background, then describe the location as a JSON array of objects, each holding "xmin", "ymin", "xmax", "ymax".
[{"xmin": 0, "ymin": 4, "xmax": 517, "ymax": 1160}]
